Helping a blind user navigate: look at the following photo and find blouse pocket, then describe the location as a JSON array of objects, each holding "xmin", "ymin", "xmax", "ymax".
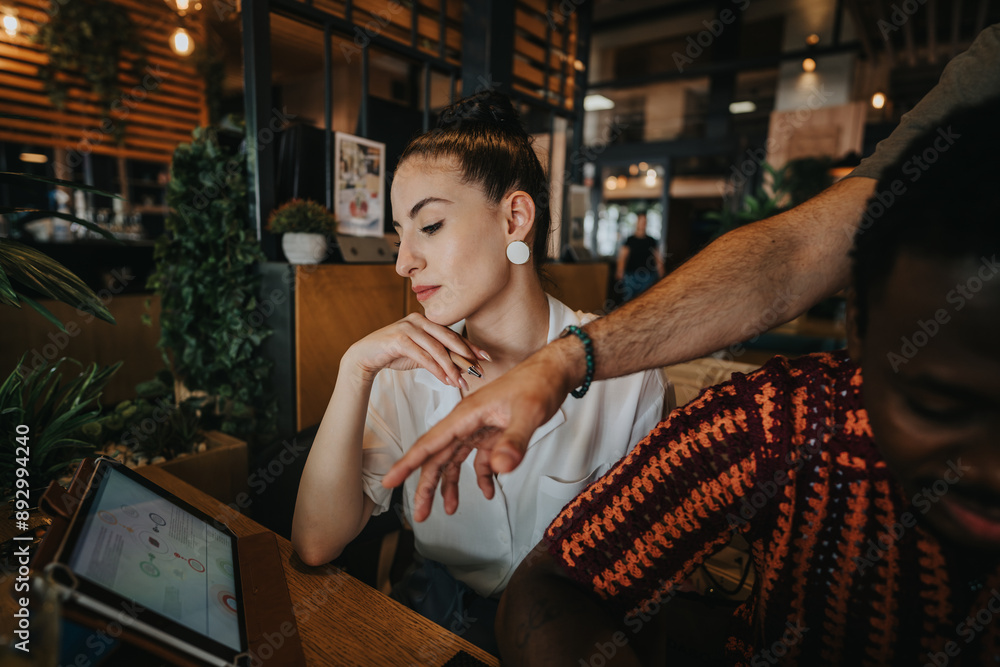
[{"xmin": 532, "ymin": 465, "xmax": 606, "ymax": 544}]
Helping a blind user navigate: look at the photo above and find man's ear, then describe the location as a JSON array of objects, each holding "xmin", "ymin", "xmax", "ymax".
[
  {"xmin": 505, "ymin": 191, "xmax": 536, "ymax": 242},
  {"xmin": 845, "ymin": 288, "xmax": 864, "ymax": 363}
]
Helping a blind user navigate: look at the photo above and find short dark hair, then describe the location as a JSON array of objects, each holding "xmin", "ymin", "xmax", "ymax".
[
  {"xmin": 851, "ymin": 96, "xmax": 1000, "ymax": 336},
  {"xmin": 396, "ymin": 91, "xmax": 551, "ymax": 271}
]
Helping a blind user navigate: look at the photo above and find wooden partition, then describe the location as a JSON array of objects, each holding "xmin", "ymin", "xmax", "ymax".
[
  {"xmin": 545, "ymin": 262, "xmax": 611, "ymax": 316},
  {"xmin": 295, "ymin": 264, "xmax": 408, "ymax": 430},
  {"xmin": 0, "ymin": 294, "xmax": 165, "ymax": 405},
  {"xmin": 295, "ymin": 261, "xmax": 611, "ymax": 431}
]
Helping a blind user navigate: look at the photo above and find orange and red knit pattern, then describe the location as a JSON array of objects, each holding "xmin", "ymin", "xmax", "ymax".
[{"xmin": 546, "ymin": 352, "xmax": 1000, "ymax": 665}]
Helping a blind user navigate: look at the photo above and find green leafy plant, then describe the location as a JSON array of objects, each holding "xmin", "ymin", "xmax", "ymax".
[
  {"xmin": 147, "ymin": 125, "xmax": 276, "ymax": 443},
  {"xmin": 266, "ymin": 198, "xmax": 337, "ymax": 234},
  {"xmin": 81, "ymin": 371, "xmax": 205, "ymax": 462},
  {"xmin": 0, "ymin": 356, "xmax": 120, "ymax": 499},
  {"xmin": 708, "ymin": 157, "xmax": 834, "ymax": 236},
  {"xmin": 0, "ymin": 170, "xmax": 119, "ymax": 331},
  {"xmin": 33, "ymin": 0, "xmax": 147, "ymax": 137}
]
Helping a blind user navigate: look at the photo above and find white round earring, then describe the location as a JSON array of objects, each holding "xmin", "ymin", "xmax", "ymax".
[{"xmin": 506, "ymin": 240, "xmax": 530, "ymax": 265}]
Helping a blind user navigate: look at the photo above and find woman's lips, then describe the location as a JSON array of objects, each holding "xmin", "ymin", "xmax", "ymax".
[{"xmin": 413, "ymin": 286, "xmax": 440, "ymax": 302}]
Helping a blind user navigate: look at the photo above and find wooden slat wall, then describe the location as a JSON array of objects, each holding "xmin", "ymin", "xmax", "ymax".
[
  {"xmin": 307, "ymin": 0, "xmax": 463, "ymax": 66},
  {"xmin": 281, "ymin": 0, "xmax": 577, "ymax": 112},
  {"xmin": 0, "ymin": 0, "xmax": 208, "ymax": 163},
  {"xmin": 513, "ymin": 0, "xmax": 577, "ymax": 111}
]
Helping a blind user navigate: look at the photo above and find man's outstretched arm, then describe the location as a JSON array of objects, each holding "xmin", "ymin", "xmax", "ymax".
[{"xmin": 383, "ymin": 176, "xmax": 876, "ymax": 517}]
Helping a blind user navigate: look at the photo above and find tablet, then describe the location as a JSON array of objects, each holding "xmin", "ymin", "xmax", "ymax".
[{"xmin": 47, "ymin": 457, "xmax": 249, "ymax": 667}]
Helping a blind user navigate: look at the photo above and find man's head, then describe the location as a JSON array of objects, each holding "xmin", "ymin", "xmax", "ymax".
[{"xmin": 847, "ymin": 97, "xmax": 1000, "ymax": 552}]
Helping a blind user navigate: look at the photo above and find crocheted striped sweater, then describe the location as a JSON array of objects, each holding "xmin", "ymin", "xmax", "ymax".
[{"xmin": 546, "ymin": 351, "xmax": 1000, "ymax": 665}]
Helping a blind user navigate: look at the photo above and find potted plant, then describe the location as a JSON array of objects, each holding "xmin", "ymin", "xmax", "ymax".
[
  {"xmin": 267, "ymin": 198, "xmax": 337, "ymax": 264},
  {"xmin": 0, "ymin": 356, "xmax": 120, "ymax": 501},
  {"xmin": 148, "ymin": 124, "xmax": 276, "ymax": 446}
]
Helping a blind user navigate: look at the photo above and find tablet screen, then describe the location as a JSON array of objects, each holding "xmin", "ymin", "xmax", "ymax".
[{"xmin": 66, "ymin": 464, "xmax": 242, "ymax": 652}]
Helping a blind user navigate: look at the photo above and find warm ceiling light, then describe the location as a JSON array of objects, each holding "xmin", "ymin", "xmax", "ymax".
[
  {"xmin": 2, "ymin": 13, "xmax": 18, "ymax": 36},
  {"xmin": 871, "ymin": 92, "xmax": 886, "ymax": 109},
  {"xmin": 19, "ymin": 152, "xmax": 48, "ymax": 164},
  {"xmin": 729, "ymin": 100, "xmax": 757, "ymax": 114},
  {"xmin": 629, "ymin": 164, "xmax": 638, "ymax": 176},
  {"xmin": 644, "ymin": 170, "xmax": 657, "ymax": 187},
  {"xmin": 605, "ymin": 176, "xmax": 618, "ymax": 191},
  {"xmin": 170, "ymin": 27, "xmax": 194, "ymax": 56},
  {"xmin": 638, "ymin": 162, "xmax": 648, "ymax": 171},
  {"xmin": 802, "ymin": 57, "xmax": 817, "ymax": 73},
  {"xmin": 806, "ymin": 33, "xmax": 820, "ymax": 46},
  {"xmin": 583, "ymin": 94, "xmax": 615, "ymax": 111},
  {"xmin": 616, "ymin": 175, "xmax": 627, "ymax": 189}
]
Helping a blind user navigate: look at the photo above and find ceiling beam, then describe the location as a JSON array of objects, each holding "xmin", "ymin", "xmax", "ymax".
[{"xmin": 878, "ymin": 0, "xmax": 898, "ymax": 65}]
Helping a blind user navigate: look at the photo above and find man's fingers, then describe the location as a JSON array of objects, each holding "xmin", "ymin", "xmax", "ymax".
[
  {"xmin": 410, "ymin": 460, "xmax": 445, "ymax": 523},
  {"xmin": 383, "ymin": 403, "xmax": 498, "ymax": 488},
  {"xmin": 490, "ymin": 442, "xmax": 523, "ymax": 474},
  {"xmin": 487, "ymin": 416, "xmax": 535, "ymax": 473},
  {"xmin": 382, "ymin": 431, "xmax": 452, "ymax": 488},
  {"xmin": 441, "ymin": 455, "xmax": 466, "ymax": 515},
  {"xmin": 472, "ymin": 449, "xmax": 496, "ymax": 500}
]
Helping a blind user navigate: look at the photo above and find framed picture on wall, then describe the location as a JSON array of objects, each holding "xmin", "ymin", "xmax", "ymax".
[{"xmin": 333, "ymin": 132, "xmax": 386, "ymax": 238}]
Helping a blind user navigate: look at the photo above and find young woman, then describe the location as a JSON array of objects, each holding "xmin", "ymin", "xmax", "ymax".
[{"xmin": 291, "ymin": 92, "xmax": 664, "ymax": 652}]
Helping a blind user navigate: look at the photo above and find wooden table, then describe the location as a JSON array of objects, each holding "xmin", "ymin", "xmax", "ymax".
[
  {"xmin": 137, "ymin": 467, "xmax": 498, "ymax": 667},
  {"xmin": 1, "ymin": 468, "xmax": 498, "ymax": 667}
]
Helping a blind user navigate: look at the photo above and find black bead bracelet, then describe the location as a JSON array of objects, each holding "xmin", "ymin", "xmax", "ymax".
[{"xmin": 560, "ymin": 325, "xmax": 594, "ymax": 399}]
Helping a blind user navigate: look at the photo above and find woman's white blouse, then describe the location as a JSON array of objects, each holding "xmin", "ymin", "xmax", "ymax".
[{"xmin": 360, "ymin": 294, "xmax": 665, "ymax": 598}]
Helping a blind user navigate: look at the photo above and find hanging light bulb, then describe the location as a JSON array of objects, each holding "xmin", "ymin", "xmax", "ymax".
[
  {"xmin": 170, "ymin": 27, "xmax": 194, "ymax": 56},
  {"xmin": 871, "ymin": 92, "xmax": 886, "ymax": 109},
  {"xmin": 802, "ymin": 57, "xmax": 817, "ymax": 73},
  {"xmin": 2, "ymin": 11, "xmax": 18, "ymax": 37}
]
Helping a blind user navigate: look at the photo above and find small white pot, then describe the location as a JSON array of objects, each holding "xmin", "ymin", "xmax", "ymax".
[{"xmin": 282, "ymin": 232, "xmax": 328, "ymax": 264}]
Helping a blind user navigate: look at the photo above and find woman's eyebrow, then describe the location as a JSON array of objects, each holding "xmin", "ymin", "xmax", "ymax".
[{"xmin": 408, "ymin": 196, "xmax": 452, "ymax": 219}]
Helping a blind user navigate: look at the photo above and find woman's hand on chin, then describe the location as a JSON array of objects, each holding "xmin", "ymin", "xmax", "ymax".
[{"xmin": 345, "ymin": 312, "xmax": 489, "ymax": 390}]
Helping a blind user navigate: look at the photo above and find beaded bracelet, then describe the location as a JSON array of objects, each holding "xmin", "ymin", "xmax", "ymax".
[{"xmin": 560, "ymin": 325, "xmax": 594, "ymax": 399}]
